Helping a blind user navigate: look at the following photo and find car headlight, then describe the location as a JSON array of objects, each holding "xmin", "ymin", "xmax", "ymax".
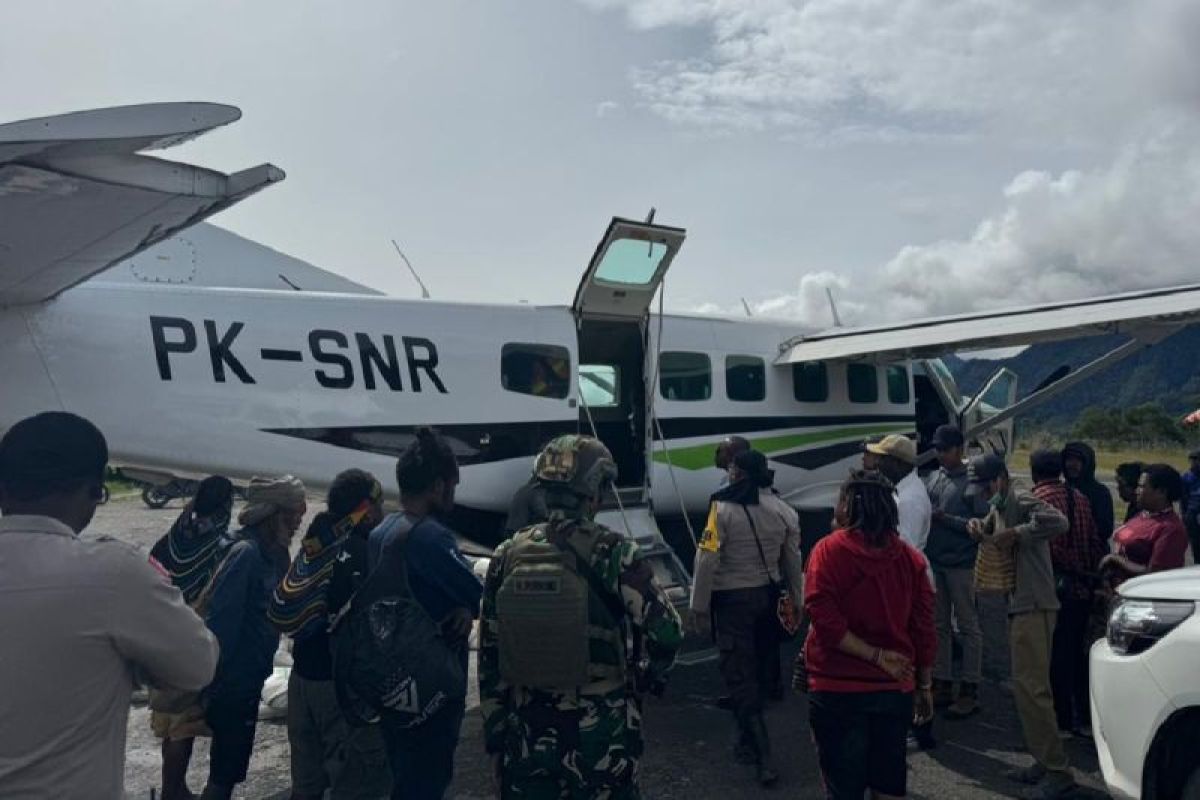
[{"xmin": 1107, "ymin": 598, "xmax": 1195, "ymax": 655}]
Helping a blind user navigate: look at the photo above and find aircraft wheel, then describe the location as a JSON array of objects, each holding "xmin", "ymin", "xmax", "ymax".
[{"xmin": 142, "ymin": 487, "xmax": 171, "ymax": 509}]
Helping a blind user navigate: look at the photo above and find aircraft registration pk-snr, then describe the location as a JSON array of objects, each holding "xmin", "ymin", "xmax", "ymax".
[{"xmin": 4, "ymin": 102, "xmax": 1200, "ymax": 599}]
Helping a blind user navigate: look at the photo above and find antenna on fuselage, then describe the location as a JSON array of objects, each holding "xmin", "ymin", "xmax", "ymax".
[
  {"xmin": 391, "ymin": 239, "xmax": 431, "ymax": 299},
  {"xmin": 741, "ymin": 298, "xmax": 754, "ymax": 317},
  {"xmin": 278, "ymin": 273, "xmax": 302, "ymax": 291},
  {"xmin": 825, "ymin": 287, "xmax": 843, "ymax": 327}
]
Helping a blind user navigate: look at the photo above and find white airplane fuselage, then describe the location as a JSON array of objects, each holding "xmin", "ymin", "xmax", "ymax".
[{"xmin": 0, "ymin": 281, "xmax": 924, "ymax": 546}]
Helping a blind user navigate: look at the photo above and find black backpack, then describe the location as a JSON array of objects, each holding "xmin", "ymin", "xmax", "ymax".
[{"xmin": 330, "ymin": 516, "xmax": 467, "ymax": 728}]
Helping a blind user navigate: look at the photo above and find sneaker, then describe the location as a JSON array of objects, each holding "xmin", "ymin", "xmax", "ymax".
[
  {"xmin": 1018, "ymin": 771, "xmax": 1076, "ymax": 800},
  {"xmin": 933, "ymin": 679, "xmax": 955, "ymax": 708},
  {"xmin": 1005, "ymin": 763, "xmax": 1047, "ymax": 785},
  {"xmin": 945, "ymin": 682, "xmax": 981, "ymax": 719}
]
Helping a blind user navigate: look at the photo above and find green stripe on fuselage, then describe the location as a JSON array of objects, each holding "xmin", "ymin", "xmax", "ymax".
[{"xmin": 652, "ymin": 422, "xmax": 914, "ymax": 470}]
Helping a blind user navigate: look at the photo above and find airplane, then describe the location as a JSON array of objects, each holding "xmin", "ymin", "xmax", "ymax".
[{"xmin": 5, "ymin": 101, "xmax": 1200, "ymax": 603}]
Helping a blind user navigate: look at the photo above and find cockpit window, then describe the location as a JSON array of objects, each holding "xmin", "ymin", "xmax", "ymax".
[{"xmin": 501, "ymin": 343, "xmax": 570, "ymax": 399}]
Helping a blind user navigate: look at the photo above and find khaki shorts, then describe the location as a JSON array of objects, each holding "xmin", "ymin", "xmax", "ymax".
[
  {"xmin": 150, "ymin": 704, "xmax": 211, "ymax": 741},
  {"xmin": 288, "ymin": 671, "xmax": 391, "ymax": 799}
]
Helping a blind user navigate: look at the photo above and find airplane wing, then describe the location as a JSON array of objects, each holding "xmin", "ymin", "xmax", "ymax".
[
  {"xmin": 776, "ymin": 284, "xmax": 1200, "ymax": 364},
  {"xmin": 0, "ymin": 103, "xmax": 283, "ymax": 306}
]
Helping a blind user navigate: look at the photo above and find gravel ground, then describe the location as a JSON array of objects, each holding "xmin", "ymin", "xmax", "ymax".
[{"xmin": 96, "ymin": 495, "xmax": 1111, "ymax": 799}]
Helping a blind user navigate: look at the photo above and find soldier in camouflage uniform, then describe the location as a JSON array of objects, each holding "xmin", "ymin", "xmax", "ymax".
[{"xmin": 479, "ymin": 435, "xmax": 684, "ymax": 799}]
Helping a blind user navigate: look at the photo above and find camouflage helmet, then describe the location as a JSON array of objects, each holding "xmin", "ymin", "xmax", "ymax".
[{"xmin": 534, "ymin": 435, "xmax": 618, "ymax": 502}]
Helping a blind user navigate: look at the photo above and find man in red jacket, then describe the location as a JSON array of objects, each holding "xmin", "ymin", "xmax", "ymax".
[{"xmin": 804, "ymin": 470, "xmax": 936, "ymax": 799}]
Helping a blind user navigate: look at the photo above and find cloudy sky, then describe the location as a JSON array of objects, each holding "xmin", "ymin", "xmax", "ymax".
[{"xmin": 4, "ymin": 0, "xmax": 1199, "ymax": 326}]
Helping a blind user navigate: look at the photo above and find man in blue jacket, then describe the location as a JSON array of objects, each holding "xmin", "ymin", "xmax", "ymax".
[
  {"xmin": 369, "ymin": 428, "xmax": 483, "ymax": 800},
  {"xmin": 201, "ymin": 476, "xmax": 307, "ymax": 800}
]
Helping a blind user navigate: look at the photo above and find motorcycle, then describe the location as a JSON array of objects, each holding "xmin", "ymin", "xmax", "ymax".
[{"xmin": 139, "ymin": 478, "xmax": 247, "ymax": 509}]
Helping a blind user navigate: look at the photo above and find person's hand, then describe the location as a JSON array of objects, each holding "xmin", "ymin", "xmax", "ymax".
[
  {"xmin": 966, "ymin": 518, "xmax": 984, "ymax": 542},
  {"xmin": 687, "ymin": 609, "xmax": 710, "ymax": 636},
  {"xmin": 992, "ymin": 528, "xmax": 1019, "ymax": 549},
  {"xmin": 441, "ymin": 607, "xmax": 474, "ymax": 641},
  {"xmin": 914, "ymin": 686, "xmax": 934, "ymax": 725},
  {"xmin": 876, "ymin": 649, "xmax": 914, "ymax": 682},
  {"xmin": 490, "ymin": 753, "xmax": 503, "ymax": 796}
]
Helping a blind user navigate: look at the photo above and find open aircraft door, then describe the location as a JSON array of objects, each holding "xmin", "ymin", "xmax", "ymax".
[
  {"xmin": 572, "ymin": 217, "xmax": 686, "ymax": 322},
  {"xmin": 961, "ymin": 368, "xmax": 1019, "ymax": 457},
  {"xmin": 572, "ymin": 216, "xmax": 693, "ymax": 606}
]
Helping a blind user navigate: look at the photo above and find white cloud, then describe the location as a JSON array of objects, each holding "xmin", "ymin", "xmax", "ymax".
[
  {"xmin": 595, "ymin": 100, "xmax": 621, "ymax": 118},
  {"xmin": 712, "ymin": 120, "xmax": 1200, "ymax": 326},
  {"xmin": 877, "ymin": 121, "xmax": 1200, "ymax": 320},
  {"xmin": 591, "ymin": 0, "xmax": 1200, "ymax": 326},
  {"xmin": 581, "ymin": 0, "xmax": 1196, "ymax": 142}
]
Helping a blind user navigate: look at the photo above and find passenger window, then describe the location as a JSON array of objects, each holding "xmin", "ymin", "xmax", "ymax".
[
  {"xmin": 501, "ymin": 343, "xmax": 570, "ymax": 399},
  {"xmin": 887, "ymin": 365, "xmax": 911, "ymax": 404},
  {"xmin": 726, "ymin": 355, "xmax": 766, "ymax": 402},
  {"xmin": 847, "ymin": 364, "xmax": 879, "ymax": 403},
  {"xmin": 659, "ymin": 352, "xmax": 711, "ymax": 401},
  {"xmin": 792, "ymin": 361, "xmax": 829, "ymax": 402},
  {"xmin": 580, "ymin": 364, "xmax": 620, "ymax": 408}
]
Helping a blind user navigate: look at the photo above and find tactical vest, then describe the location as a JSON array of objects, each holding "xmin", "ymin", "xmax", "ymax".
[{"xmin": 496, "ymin": 522, "xmax": 626, "ymax": 692}]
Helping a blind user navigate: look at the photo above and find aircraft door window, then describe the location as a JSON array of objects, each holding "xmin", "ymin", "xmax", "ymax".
[
  {"xmin": 501, "ymin": 343, "xmax": 571, "ymax": 399},
  {"xmin": 792, "ymin": 361, "xmax": 829, "ymax": 402},
  {"xmin": 847, "ymin": 363, "xmax": 879, "ymax": 403},
  {"xmin": 726, "ymin": 355, "xmax": 766, "ymax": 402},
  {"xmin": 886, "ymin": 365, "xmax": 911, "ymax": 404},
  {"xmin": 596, "ymin": 239, "xmax": 670, "ymax": 285},
  {"xmin": 659, "ymin": 352, "xmax": 711, "ymax": 401},
  {"xmin": 580, "ymin": 364, "xmax": 620, "ymax": 408}
]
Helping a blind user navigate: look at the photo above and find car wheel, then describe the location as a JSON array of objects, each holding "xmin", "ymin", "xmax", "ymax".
[
  {"xmin": 142, "ymin": 487, "xmax": 170, "ymax": 509},
  {"xmin": 1183, "ymin": 765, "xmax": 1200, "ymax": 800}
]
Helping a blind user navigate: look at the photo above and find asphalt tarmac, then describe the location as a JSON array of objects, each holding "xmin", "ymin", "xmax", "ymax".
[{"xmin": 101, "ymin": 496, "xmax": 1112, "ymax": 799}]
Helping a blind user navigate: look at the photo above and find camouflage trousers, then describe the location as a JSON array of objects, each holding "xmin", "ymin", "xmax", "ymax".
[{"xmin": 498, "ymin": 690, "xmax": 643, "ymax": 800}]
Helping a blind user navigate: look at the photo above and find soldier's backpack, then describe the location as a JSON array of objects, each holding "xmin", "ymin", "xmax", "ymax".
[
  {"xmin": 331, "ymin": 516, "xmax": 466, "ymax": 728},
  {"xmin": 496, "ymin": 522, "xmax": 627, "ymax": 690}
]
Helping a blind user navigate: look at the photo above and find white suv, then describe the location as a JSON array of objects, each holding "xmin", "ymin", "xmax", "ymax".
[{"xmin": 1091, "ymin": 566, "xmax": 1200, "ymax": 799}]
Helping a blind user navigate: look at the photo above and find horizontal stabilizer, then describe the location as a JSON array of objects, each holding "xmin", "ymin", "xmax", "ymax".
[
  {"xmin": 0, "ymin": 103, "xmax": 282, "ymax": 305},
  {"xmin": 776, "ymin": 284, "xmax": 1200, "ymax": 364}
]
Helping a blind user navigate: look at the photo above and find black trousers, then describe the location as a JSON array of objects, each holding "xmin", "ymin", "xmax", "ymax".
[
  {"xmin": 205, "ymin": 691, "xmax": 261, "ymax": 788},
  {"xmin": 712, "ymin": 586, "xmax": 776, "ymax": 721},
  {"xmin": 1050, "ymin": 594, "xmax": 1092, "ymax": 730},
  {"xmin": 1187, "ymin": 520, "xmax": 1200, "ymax": 567}
]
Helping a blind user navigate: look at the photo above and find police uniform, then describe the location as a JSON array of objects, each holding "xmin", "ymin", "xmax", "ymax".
[
  {"xmin": 479, "ymin": 436, "xmax": 684, "ymax": 799},
  {"xmin": 690, "ymin": 485, "xmax": 804, "ymax": 779}
]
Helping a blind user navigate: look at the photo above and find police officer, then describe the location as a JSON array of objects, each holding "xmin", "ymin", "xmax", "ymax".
[
  {"xmin": 689, "ymin": 449, "xmax": 804, "ymax": 787},
  {"xmin": 479, "ymin": 435, "xmax": 684, "ymax": 799}
]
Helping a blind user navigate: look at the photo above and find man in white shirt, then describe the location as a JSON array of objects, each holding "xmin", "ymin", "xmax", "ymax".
[
  {"xmin": 863, "ymin": 434, "xmax": 932, "ymax": 553},
  {"xmin": 0, "ymin": 412, "xmax": 219, "ymax": 800}
]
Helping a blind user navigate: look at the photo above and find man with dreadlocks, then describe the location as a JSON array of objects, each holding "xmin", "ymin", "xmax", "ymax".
[
  {"xmin": 480, "ymin": 435, "xmax": 683, "ymax": 799},
  {"xmin": 803, "ymin": 470, "xmax": 936, "ymax": 800}
]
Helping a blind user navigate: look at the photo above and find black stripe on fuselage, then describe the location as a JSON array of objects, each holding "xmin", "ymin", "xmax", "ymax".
[
  {"xmin": 654, "ymin": 413, "xmax": 912, "ymax": 440},
  {"xmin": 769, "ymin": 440, "xmax": 866, "ymax": 470},
  {"xmin": 263, "ymin": 412, "xmax": 913, "ymax": 466}
]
